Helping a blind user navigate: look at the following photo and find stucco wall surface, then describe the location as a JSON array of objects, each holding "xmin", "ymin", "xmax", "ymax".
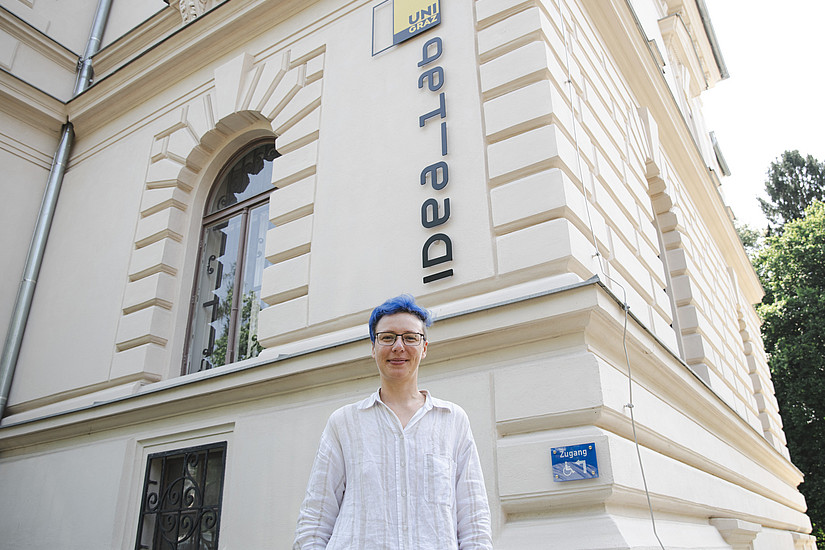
[
  {"xmin": 0, "ymin": 287, "xmax": 813, "ymax": 548},
  {"xmin": 0, "ymin": 0, "xmax": 815, "ymax": 548}
]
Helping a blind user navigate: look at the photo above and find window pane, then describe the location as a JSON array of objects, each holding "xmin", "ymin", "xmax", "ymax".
[
  {"xmin": 207, "ymin": 142, "xmax": 278, "ymax": 215},
  {"xmin": 235, "ymin": 203, "xmax": 273, "ymax": 361},
  {"xmin": 188, "ymin": 215, "xmax": 243, "ymax": 372},
  {"xmin": 136, "ymin": 443, "xmax": 227, "ymax": 550}
]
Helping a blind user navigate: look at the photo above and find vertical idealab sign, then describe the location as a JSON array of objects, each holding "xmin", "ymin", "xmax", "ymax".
[{"xmin": 393, "ymin": 0, "xmax": 440, "ymax": 44}]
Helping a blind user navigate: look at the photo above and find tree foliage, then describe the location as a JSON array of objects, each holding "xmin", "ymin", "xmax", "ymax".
[
  {"xmin": 754, "ymin": 201, "xmax": 825, "ymax": 543},
  {"xmin": 734, "ymin": 220, "xmax": 762, "ymax": 260},
  {"xmin": 758, "ymin": 151, "xmax": 825, "ymax": 231}
]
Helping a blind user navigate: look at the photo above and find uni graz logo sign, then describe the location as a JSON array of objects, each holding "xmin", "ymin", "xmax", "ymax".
[
  {"xmin": 393, "ymin": 0, "xmax": 440, "ymax": 44},
  {"xmin": 372, "ymin": 0, "xmax": 441, "ymax": 54}
]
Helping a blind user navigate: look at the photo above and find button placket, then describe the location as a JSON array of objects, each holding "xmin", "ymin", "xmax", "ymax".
[
  {"xmin": 396, "ymin": 431, "xmax": 405, "ymax": 549},
  {"xmin": 399, "ymin": 432, "xmax": 411, "ymax": 549}
]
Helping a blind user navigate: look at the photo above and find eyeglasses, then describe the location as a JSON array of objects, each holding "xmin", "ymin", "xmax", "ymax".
[{"xmin": 375, "ymin": 332, "xmax": 426, "ymax": 346}]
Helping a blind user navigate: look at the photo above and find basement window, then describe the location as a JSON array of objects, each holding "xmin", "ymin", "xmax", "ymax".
[{"xmin": 135, "ymin": 442, "xmax": 228, "ymax": 549}]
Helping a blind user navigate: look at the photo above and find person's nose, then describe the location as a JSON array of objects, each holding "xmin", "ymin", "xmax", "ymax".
[{"xmin": 391, "ymin": 335, "xmax": 406, "ymax": 351}]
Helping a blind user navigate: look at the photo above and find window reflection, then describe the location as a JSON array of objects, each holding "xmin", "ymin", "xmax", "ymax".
[
  {"xmin": 235, "ymin": 203, "xmax": 269, "ymax": 362},
  {"xmin": 186, "ymin": 141, "xmax": 277, "ymax": 374}
]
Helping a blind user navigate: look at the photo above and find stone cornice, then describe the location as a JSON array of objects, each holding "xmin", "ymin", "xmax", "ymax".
[
  {"xmin": 91, "ymin": 6, "xmax": 180, "ymax": 79},
  {"xmin": 0, "ymin": 67, "xmax": 66, "ymax": 132},
  {"xmin": 586, "ymin": 296, "xmax": 804, "ymax": 507},
  {"xmin": 0, "ymin": 6, "xmax": 79, "ymax": 71},
  {"xmin": 582, "ymin": 0, "xmax": 762, "ymax": 305},
  {"xmin": 668, "ymin": 0, "xmax": 725, "ymax": 86},
  {"xmin": 67, "ymin": 0, "xmax": 319, "ymax": 135},
  {"xmin": 0, "ymin": 278, "xmax": 796, "ymax": 487},
  {"xmin": 0, "ymin": 130, "xmax": 53, "ymax": 169},
  {"xmin": 658, "ymin": 12, "xmax": 707, "ymax": 97}
]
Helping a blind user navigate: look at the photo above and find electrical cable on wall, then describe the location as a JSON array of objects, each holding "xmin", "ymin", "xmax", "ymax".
[{"xmin": 560, "ymin": 4, "xmax": 667, "ymax": 549}]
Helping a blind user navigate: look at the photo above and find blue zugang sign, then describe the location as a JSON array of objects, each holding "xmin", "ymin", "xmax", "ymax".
[
  {"xmin": 393, "ymin": 0, "xmax": 441, "ymax": 44},
  {"xmin": 551, "ymin": 443, "xmax": 599, "ymax": 481}
]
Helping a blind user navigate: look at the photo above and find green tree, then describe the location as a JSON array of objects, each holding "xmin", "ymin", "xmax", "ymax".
[
  {"xmin": 734, "ymin": 220, "xmax": 762, "ymax": 259},
  {"xmin": 758, "ymin": 151, "xmax": 825, "ymax": 231},
  {"xmin": 754, "ymin": 201, "xmax": 825, "ymax": 544}
]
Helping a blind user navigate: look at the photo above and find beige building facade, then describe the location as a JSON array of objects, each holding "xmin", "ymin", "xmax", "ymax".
[{"xmin": 0, "ymin": 0, "xmax": 816, "ymax": 548}]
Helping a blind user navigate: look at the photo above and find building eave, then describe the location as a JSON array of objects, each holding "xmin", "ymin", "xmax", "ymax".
[
  {"xmin": 0, "ymin": 279, "xmax": 803, "ymax": 509},
  {"xmin": 694, "ymin": 0, "xmax": 730, "ymax": 80},
  {"xmin": 66, "ymin": 0, "xmax": 319, "ymax": 136},
  {"xmin": 0, "ymin": 67, "xmax": 67, "ymax": 133},
  {"xmin": 584, "ymin": 0, "xmax": 762, "ymax": 305}
]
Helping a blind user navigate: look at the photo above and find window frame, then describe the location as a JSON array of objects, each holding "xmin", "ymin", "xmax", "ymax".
[
  {"xmin": 182, "ymin": 138, "xmax": 277, "ymax": 375},
  {"xmin": 134, "ymin": 441, "xmax": 228, "ymax": 550}
]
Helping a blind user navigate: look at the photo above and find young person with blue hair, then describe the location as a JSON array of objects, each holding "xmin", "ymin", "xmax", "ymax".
[{"xmin": 293, "ymin": 295, "xmax": 492, "ymax": 549}]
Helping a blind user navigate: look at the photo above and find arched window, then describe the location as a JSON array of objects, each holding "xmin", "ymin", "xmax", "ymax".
[{"xmin": 185, "ymin": 140, "xmax": 279, "ymax": 374}]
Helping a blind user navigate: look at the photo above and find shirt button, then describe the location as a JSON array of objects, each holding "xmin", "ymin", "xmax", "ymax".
[
  {"xmin": 401, "ymin": 461, "xmax": 406, "ymax": 467},
  {"xmin": 402, "ymin": 491, "xmax": 407, "ymax": 497}
]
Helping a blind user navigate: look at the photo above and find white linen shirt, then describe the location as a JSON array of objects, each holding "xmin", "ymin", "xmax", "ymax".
[{"xmin": 293, "ymin": 390, "xmax": 492, "ymax": 550}]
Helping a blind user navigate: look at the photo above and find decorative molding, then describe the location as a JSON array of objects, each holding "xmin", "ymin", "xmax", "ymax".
[
  {"xmin": 164, "ymin": 0, "xmax": 225, "ymax": 25},
  {"xmin": 71, "ymin": 0, "xmax": 315, "ymax": 134},
  {"xmin": 111, "ymin": 44, "xmax": 325, "ymax": 383},
  {"xmin": 477, "ymin": 2, "xmax": 597, "ymax": 286},
  {"xmin": 0, "ymin": 68, "xmax": 66, "ymax": 131},
  {"xmin": 1, "ymin": 280, "xmax": 805, "ymax": 495},
  {"xmin": 179, "ymin": 0, "xmax": 209, "ymax": 24},
  {"xmin": 709, "ymin": 517, "xmax": 761, "ymax": 550},
  {"xmin": 0, "ymin": 130, "xmax": 54, "ymax": 169},
  {"xmin": 736, "ymin": 297, "xmax": 789, "ymax": 457},
  {"xmin": 658, "ymin": 13, "xmax": 707, "ymax": 97},
  {"xmin": 581, "ymin": 0, "xmax": 761, "ymax": 307},
  {"xmin": 0, "ymin": 6, "xmax": 78, "ymax": 101},
  {"xmin": 91, "ymin": 8, "xmax": 180, "ymax": 78},
  {"xmin": 791, "ymin": 531, "xmax": 818, "ymax": 550},
  {"xmin": 0, "ymin": 28, "xmax": 20, "ymax": 71},
  {"xmin": 663, "ymin": 0, "xmax": 725, "ymax": 86},
  {"xmin": 0, "ymin": 7, "xmax": 79, "ymax": 69}
]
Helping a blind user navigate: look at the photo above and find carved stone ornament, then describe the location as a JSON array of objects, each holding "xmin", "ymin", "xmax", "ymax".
[{"xmin": 179, "ymin": 0, "xmax": 208, "ymax": 24}]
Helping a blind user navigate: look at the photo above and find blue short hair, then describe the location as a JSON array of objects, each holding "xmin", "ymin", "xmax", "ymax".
[{"xmin": 369, "ymin": 294, "xmax": 433, "ymax": 342}]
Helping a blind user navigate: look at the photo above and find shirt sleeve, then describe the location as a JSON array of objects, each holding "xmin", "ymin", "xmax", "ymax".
[
  {"xmin": 293, "ymin": 416, "xmax": 347, "ymax": 550},
  {"xmin": 454, "ymin": 414, "xmax": 493, "ymax": 550}
]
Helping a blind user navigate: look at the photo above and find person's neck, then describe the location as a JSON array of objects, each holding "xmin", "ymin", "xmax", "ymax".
[
  {"xmin": 380, "ymin": 385, "xmax": 424, "ymax": 406},
  {"xmin": 379, "ymin": 383, "xmax": 425, "ymax": 428}
]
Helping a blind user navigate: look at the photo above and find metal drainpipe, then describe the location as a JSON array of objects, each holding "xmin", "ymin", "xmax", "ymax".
[
  {"xmin": 0, "ymin": 0, "xmax": 112, "ymax": 418},
  {"xmin": 74, "ymin": 0, "xmax": 113, "ymax": 96}
]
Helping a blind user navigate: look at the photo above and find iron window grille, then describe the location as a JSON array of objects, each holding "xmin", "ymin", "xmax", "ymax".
[{"xmin": 135, "ymin": 442, "xmax": 228, "ymax": 550}]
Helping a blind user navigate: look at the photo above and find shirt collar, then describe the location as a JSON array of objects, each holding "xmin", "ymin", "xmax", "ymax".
[{"xmin": 358, "ymin": 388, "xmax": 453, "ymax": 412}]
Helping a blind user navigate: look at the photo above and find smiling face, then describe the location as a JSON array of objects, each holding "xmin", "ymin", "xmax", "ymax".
[{"xmin": 371, "ymin": 312, "xmax": 428, "ymax": 387}]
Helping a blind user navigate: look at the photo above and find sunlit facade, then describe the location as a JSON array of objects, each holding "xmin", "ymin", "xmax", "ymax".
[{"xmin": 0, "ymin": 0, "xmax": 816, "ymax": 548}]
